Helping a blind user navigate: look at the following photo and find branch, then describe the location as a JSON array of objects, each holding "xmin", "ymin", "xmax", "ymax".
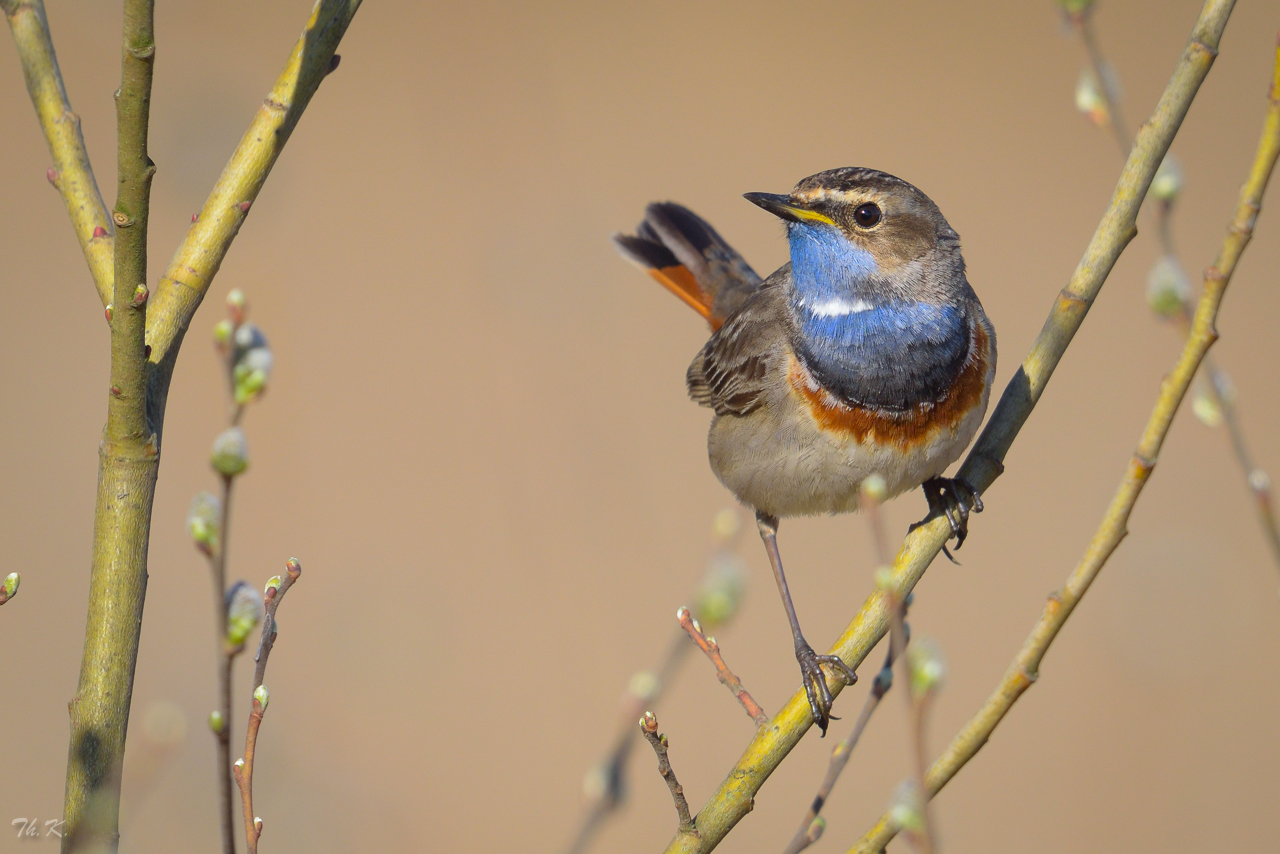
[
  {"xmin": 661, "ymin": 3, "xmax": 1235, "ymax": 851},
  {"xmin": 1074, "ymin": 1, "xmax": 1280, "ymax": 575},
  {"xmin": 1, "ymin": 0, "xmax": 113, "ymax": 306},
  {"xmin": 232, "ymin": 686, "xmax": 269, "ymax": 854},
  {"xmin": 233, "ymin": 558, "xmax": 301, "ymax": 854},
  {"xmin": 677, "ymin": 607, "xmax": 767, "ymax": 727},
  {"xmin": 640, "ymin": 712, "xmax": 696, "ymax": 837},
  {"xmin": 60, "ymin": 2, "xmax": 157, "ymax": 848},
  {"xmin": 852, "ymin": 33, "xmax": 1280, "ymax": 853},
  {"xmin": 144, "ymin": 0, "xmax": 361, "ymax": 431}
]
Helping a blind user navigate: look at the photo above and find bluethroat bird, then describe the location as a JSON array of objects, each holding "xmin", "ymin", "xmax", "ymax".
[{"xmin": 614, "ymin": 168, "xmax": 997, "ymax": 732}]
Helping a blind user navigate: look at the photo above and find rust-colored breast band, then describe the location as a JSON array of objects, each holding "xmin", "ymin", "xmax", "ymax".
[{"xmin": 788, "ymin": 322, "xmax": 991, "ymax": 450}]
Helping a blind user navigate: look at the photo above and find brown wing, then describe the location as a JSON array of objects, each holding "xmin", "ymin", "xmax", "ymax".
[
  {"xmin": 687, "ymin": 268, "xmax": 791, "ymax": 417},
  {"xmin": 613, "ymin": 202, "xmax": 763, "ymax": 330}
]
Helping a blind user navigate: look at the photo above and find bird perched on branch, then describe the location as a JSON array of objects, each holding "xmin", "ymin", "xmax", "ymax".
[{"xmin": 614, "ymin": 168, "xmax": 996, "ymax": 732}]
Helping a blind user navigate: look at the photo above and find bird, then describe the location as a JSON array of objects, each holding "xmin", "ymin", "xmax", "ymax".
[{"xmin": 613, "ymin": 167, "xmax": 997, "ymax": 733}]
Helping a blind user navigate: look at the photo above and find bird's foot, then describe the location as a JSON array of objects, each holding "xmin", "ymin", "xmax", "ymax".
[
  {"xmin": 911, "ymin": 477, "xmax": 984, "ymax": 563},
  {"xmin": 795, "ymin": 640, "xmax": 857, "ymax": 736}
]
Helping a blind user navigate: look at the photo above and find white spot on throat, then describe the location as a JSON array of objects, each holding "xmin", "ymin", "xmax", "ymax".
[{"xmin": 803, "ymin": 297, "xmax": 875, "ymax": 317}]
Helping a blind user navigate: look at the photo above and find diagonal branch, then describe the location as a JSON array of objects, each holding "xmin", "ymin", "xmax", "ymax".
[
  {"xmin": 851, "ymin": 38, "xmax": 1280, "ymax": 852},
  {"xmin": 660, "ymin": 2, "xmax": 1236, "ymax": 851},
  {"xmin": 1, "ymin": 0, "xmax": 113, "ymax": 306},
  {"xmin": 144, "ymin": 0, "xmax": 361, "ymax": 432}
]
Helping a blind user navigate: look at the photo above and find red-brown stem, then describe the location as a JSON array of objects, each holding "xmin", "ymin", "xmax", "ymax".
[
  {"xmin": 641, "ymin": 712, "xmax": 696, "ymax": 836},
  {"xmin": 677, "ymin": 607, "xmax": 767, "ymax": 727},
  {"xmin": 232, "ymin": 695, "xmax": 265, "ymax": 854}
]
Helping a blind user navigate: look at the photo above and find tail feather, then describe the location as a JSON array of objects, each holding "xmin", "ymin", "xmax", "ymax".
[{"xmin": 612, "ymin": 202, "xmax": 762, "ymax": 330}]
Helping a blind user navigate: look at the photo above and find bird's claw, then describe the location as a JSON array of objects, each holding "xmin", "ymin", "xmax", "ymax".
[
  {"xmin": 795, "ymin": 641, "xmax": 857, "ymax": 735},
  {"xmin": 913, "ymin": 477, "xmax": 983, "ymax": 563}
]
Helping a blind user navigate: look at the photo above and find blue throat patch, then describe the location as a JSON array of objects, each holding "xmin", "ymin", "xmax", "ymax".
[{"xmin": 787, "ymin": 223, "xmax": 971, "ymax": 411}]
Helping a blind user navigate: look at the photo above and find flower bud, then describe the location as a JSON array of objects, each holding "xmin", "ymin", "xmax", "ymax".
[
  {"xmin": 1075, "ymin": 67, "xmax": 1109, "ymax": 127},
  {"xmin": 1150, "ymin": 155, "xmax": 1183, "ymax": 203},
  {"xmin": 209, "ymin": 710, "xmax": 225, "ymax": 734},
  {"xmin": 627, "ymin": 670, "xmax": 658, "ymax": 704},
  {"xmin": 187, "ymin": 491, "xmax": 221, "ymax": 555},
  {"xmin": 213, "ymin": 318, "xmax": 235, "ymax": 353},
  {"xmin": 226, "ymin": 288, "xmax": 247, "ymax": 324},
  {"xmin": 253, "ymin": 685, "xmax": 270, "ymax": 712},
  {"xmin": 211, "ymin": 427, "xmax": 249, "ymax": 477},
  {"xmin": 889, "ymin": 780, "xmax": 925, "ymax": 833},
  {"xmin": 907, "ymin": 637, "xmax": 946, "ymax": 699},
  {"xmin": 1, "ymin": 572, "xmax": 19, "ymax": 603},
  {"xmin": 263, "ymin": 575, "xmax": 283, "ymax": 599},
  {"xmin": 861, "ymin": 473, "xmax": 888, "ymax": 504},
  {"xmin": 710, "ymin": 507, "xmax": 741, "ymax": 544},
  {"xmin": 694, "ymin": 553, "xmax": 746, "ymax": 630},
  {"xmin": 1056, "ymin": 0, "xmax": 1096, "ymax": 13},
  {"xmin": 226, "ymin": 581, "xmax": 264, "ymax": 646},
  {"xmin": 1192, "ymin": 387, "xmax": 1224, "ymax": 427},
  {"xmin": 1145, "ymin": 256, "xmax": 1191, "ymax": 318}
]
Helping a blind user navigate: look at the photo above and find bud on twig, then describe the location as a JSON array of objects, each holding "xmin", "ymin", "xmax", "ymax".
[
  {"xmin": 1146, "ymin": 256, "xmax": 1191, "ymax": 318},
  {"xmin": 693, "ymin": 553, "xmax": 746, "ymax": 630},
  {"xmin": 0, "ymin": 572, "xmax": 19, "ymax": 605},
  {"xmin": 211, "ymin": 427, "xmax": 249, "ymax": 477},
  {"xmin": 253, "ymin": 685, "xmax": 270, "ymax": 713},
  {"xmin": 1150, "ymin": 155, "xmax": 1183, "ymax": 203},
  {"xmin": 209, "ymin": 710, "xmax": 225, "ymax": 734},
  {"xmin": 187, "ymin": 491, "xmax": 221, "ymax": 556},
  {"xmin": 888, "ymin": 780, "xmax": 926, "ymax": 833},
  {"xmin": 226, "ymin": 581, "xmax": 264, "ymax": 647},
  {"xmin": 1075, "ymin": 67, "xmax": 1109, "ymax": 127},
  {"xmin": 906, "ymin": 638, "xmax": 946, "ymax": 699}
]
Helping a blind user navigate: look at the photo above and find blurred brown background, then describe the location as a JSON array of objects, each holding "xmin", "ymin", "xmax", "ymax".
[{"xmin": 2, "ymin": 1, "xmax": 1278, "ymax": 851}]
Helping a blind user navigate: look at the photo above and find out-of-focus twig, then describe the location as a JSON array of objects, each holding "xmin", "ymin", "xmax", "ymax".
[
  {"xmin": 661, "ymin": 4, "xmax": 1235, "ymax": 851},
  {"xmin": 780, "ymin": 477, "xmax": 898, "ymax": 854},
  {"xmin": 1070, "ymin": 1, "xmax": 1280, "ymax": 574},
  {"xmin": 677, "ymin": 607, "xmax": 767, "ymax": 727},
  {"xmin": 640, "ymin": 712, "xmax": 696, "ymax": 837},
  {"xmin": 782, "ymin": 646, "xmax": 895, "ymax": 854},
  {"xmin": 562, "ymin": 510, "xmax": 745, "ymax": 854},
  {"xmin": 851, "ymin": 37, "xmax": 1280, "ymax": 852}
]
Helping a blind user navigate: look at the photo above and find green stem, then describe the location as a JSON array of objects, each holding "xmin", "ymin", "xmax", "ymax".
[{"xmin": 62, "ymin": 2, "xmax": 155, "ymax": 850}]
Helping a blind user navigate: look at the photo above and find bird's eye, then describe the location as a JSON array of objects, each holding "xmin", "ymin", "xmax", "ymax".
[{"xmin": 853, "ymin": 203, "xmax": 881, "ymax": 228}]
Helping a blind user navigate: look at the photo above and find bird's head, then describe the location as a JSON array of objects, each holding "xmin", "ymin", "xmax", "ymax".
[{"xmin": 745, "ymin": 167, "xmax": 961, "ymax": 306}]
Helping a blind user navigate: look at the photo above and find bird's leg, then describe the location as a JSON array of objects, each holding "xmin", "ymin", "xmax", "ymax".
[
  {"xmin": 756, "ymin": 510, "xmax": 857, "ymax": 735},
  {"xmin": 912, "ymin": 477, "xmax": 984, "ymax": 562}
]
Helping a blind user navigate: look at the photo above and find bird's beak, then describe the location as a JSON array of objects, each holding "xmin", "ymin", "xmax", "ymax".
[{"xmin": 743, "ymin": 192, "xmax": 836, "ymax": 226}]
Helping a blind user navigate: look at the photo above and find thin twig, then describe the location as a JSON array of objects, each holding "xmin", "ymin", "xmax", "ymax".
[
  {"xmin": 211, "ymin": 473, "xmax": 237, "ymax": 854},
  {"xmin": 1073, "ymin": 8, "xmax": 1132, "ymax": 155},
  {"xmin": 889, "ymin": 593, "xmax": 932, "ymax": 854},
  {"xmin": 233, "ymin": 558, "xmax": 301, "ymax": 854},
  {"xmin": 660, "ymin": 4, "xmax": 1235, "ymax": 851},
  {"xmin": 563, "ymin": 633, "xmax": 690, "ymax": 854},
  {"xmin": 851, "ymin": 35, "xmax": 1280, "ymax": 853},
  {"xmin": 640, "ymin": 712, "xmax": 697, "ymax": 836},
  {"xmin": 1, "ymin": 0, "xmax": 113, "ymax": 306},
  {"xmin": 1076, "ymin": 1, "xmax": 1280, "ymax": 575},
  {"xmin": 677, "ymin": 607, "xmax": 767, "ymax": 727},
  {"xmin": 231, "ymin": 690, "xmax": 267, "ymax": 854},
  {"xmin": 782, "ymin": 646, "xmax": 896, "ymax": 854}
]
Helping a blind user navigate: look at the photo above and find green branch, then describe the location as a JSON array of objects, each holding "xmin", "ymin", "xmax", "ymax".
[
  {"xmin": 660, "ymin": 2, "xmax": 1236, "ymax": 851},
  {"xmin": 852, "ymin": 35, "xmax": 1280, "ymax": 852},
  {"xmin": 1, "ymin": 0, "xmax": 113, "ymax": 306},
  {"xmin": 144, "ymin": 0, "xmax": 361, "ymax": 433},
  {"xmin": 60, "ymin": 2, "xmax": 156, "ymax": 850}
]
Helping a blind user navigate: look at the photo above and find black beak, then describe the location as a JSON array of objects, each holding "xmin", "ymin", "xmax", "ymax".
[{"xmin": 743, "ymin": 192, "xmax": 834, "ymax": 226}]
